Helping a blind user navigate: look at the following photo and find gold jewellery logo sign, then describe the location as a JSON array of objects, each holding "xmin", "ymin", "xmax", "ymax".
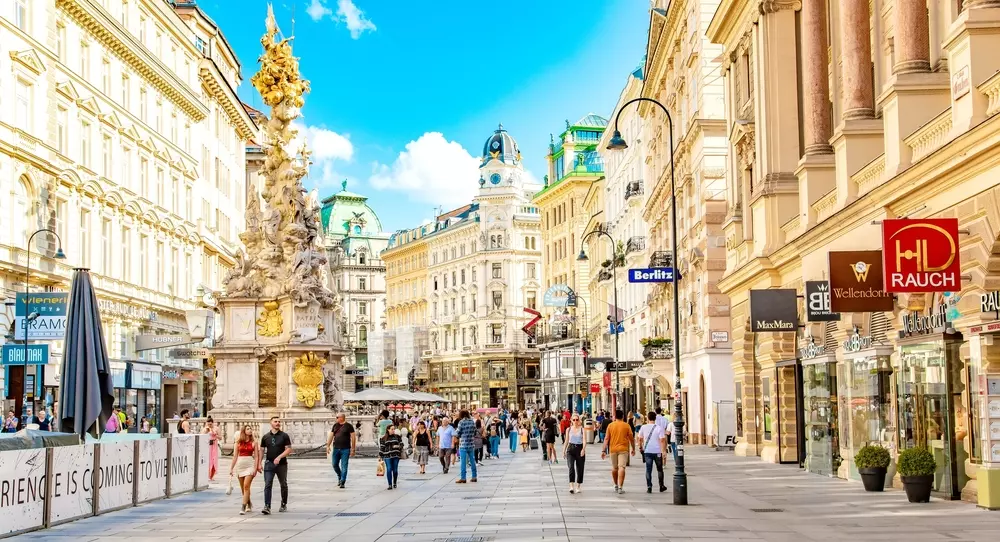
[{"xmin": 828, "ymin": 250, "xmax": 894, "ymax": 313}]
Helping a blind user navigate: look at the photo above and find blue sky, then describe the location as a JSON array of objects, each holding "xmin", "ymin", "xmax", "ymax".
[{"xmin": 207, "ymin": 0, "xmax": 650, "ymax": 232}]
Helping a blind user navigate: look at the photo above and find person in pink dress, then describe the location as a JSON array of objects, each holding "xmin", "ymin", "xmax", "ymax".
[{"xmin": 202, "ymin": 416, "xmax": 220, "ymax": 481}]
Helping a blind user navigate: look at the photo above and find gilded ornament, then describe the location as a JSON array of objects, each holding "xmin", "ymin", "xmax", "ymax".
[
  {"xmin": 256, "ymin": 301, "xmax": 283, "ymax": 337},
  {"xmin": 293, "ymin": 352, "xmax": 325, "ymax": 408}
]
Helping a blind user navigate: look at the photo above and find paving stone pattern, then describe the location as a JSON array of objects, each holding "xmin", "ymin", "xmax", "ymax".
[{"xmin": 16, "ymin": 443, "xmax": 1000, "ymax": 541}]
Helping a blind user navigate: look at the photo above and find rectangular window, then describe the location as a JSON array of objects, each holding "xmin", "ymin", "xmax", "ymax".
[
  {"xmin": 140, "ymin": 234, "xmax": 149, "ymax": 284},
  {"xmin": 122, "ymin": 147, "xmax": 132, "ymax": 190},
  {"xmin": 56, "ymin": 107, "xmax": 68, "ymax": 153},
  {"xmin": 527, "ymin": 292, "xmax": 536, "ymax": 310},
  {"xmin": 527, "ymin": 263, "xmax": 536, "ymax": 279},
  {"xmin": 14, "ymin": 79, "xmax": 31, "ymax": 131},
  {"xmin": 121, "ymin": 74, "xmax": 130, "ymax": 107},
  {"xmin": 156, "ymin": 241, "xmax": 164, "ymax": 289},
  {"xmin": 81, "ymin": 121, "xmax": 92, "ymax": 167},
  {"xmin": 460, "ymin": 269, "xmax": 466, "ymax": 284},
  {"xmin": 102, "ymin": 218, "xmax": 112, "ymax": 273},
  {"xmin": 56, "ymin": 23, "xmax": 66, "ymax": 61},
  {"xmin": 492, "ymin": 263, "xmax": 502, "ymax": 279},
  {"xmin": 172, "ymin": 177, "xmax": 180, "ymax": 213},
  {"xmin": 184, "ymin": 253, "xmax": 192, "ymax": 296},
  {"xmin": 171, "ymin": 247, "xmax": 179, "ymax": 294},
  {"xmin": 359, "ymin": 277, "xmax": 367, "ymax": 290},
  {"xmin": 461, "ymin": 297, "xmax": 466, "ymax": 314},
  {"xmin": 80, "ymin": 41, "xmax": 90, "ymax": 79},
  {"xmin": 79, "ymin": 209, "xmax": 90, "ymax": 266},
  {"xmin": 359, "ymin": 302, "xmax": 367, "ymax": 315},
  {"xmin": 491, "ymin": 324, "xmax": 502, "ymax": 344},
  {"xmin": 140, "ymin": 157, "xmax": 148, "ymax": 194},
  {"xmin": 15, "ymin": 0, "xmax": 28, "ymax": 31},
  {"xmin": 471, "ymin": 293, "xmax": 476, "ymax": 311},
  {"xmin": 155, "ymin": 101, "xmax": 162, "ymax": 132},
  {"xmin": 101, "ymin": 59, "xmax": 111, "ymax": 94},
  {"xmin": 55, "ymin": 199, "xmax": 68, "ymax": 243},
  {"xmin": 185, "ymin": 184, "xmax": 192, "ymax": 220},
  {"xmin": 121, "ymin": 227, "xmax": 131, "ymax": 281},
  {"xmin": 492, "ymin": 291, "xmax": 502, "ymax": 310},
  {"xmin": 156, "ymin": 168, "xmax": 164, "ymax": 205},
  {"xmin": 102, "ymin": 134, "xmax": 112, "ymax": 177}
]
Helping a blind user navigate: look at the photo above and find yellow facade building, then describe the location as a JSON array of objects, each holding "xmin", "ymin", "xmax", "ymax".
[{"xmin": 708, "ymin": 0, "xmax": 1000, "ymax": 504}]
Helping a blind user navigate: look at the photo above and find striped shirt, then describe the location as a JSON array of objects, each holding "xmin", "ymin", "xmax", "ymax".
[{"xmin": 379, "ymin": 434, "xmax": 403, "ymax": 459}]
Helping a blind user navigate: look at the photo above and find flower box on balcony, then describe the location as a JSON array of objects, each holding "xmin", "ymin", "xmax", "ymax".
[{"xmin": 643, "ymin": 345, "xmax": 674, "ymax": 359}]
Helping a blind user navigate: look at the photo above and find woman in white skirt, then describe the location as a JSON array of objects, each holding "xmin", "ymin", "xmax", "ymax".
[
  {"xmin": 229, "ymin": 425, "xmax": 260, "ymax": 515},
  {"xmin": 412, "ymin": 421, "xmax": 431, "ymax": 474}
]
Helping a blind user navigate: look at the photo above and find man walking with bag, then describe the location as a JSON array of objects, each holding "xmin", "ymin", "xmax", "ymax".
[
  {"xmin": 259, "ymin": 416, "xmax": 292, "ymax": 515},
  {"xmin": 325, "ymin": 413, "xmax": 356, "ymax": 489},
  {"xmin": 637, "ymin": 411, "xmax": 667, "ymax": 493}
]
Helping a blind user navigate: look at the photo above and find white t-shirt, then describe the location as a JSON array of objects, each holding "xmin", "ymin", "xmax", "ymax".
[
  {"xmin": 654, "ymin": 414, "xmax": 668, "ymax": 432},
  {"xmin": 638, "ymin": 423, "xmax": 665, "ymax": 454}
]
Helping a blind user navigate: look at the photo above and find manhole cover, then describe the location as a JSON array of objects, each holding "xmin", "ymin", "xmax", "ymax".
[
  {"xmin": 751, "ymin": 508, "xmax": 784, "ymax": 513},
  {"xmin": 334, "ymin": 512, "xmax": 373, "ymax": 517}
]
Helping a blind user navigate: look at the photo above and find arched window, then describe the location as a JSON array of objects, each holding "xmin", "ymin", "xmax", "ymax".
[
  {"xmin": 12, "ymin": 176, "xmax": 31, "ymax": 247},
  {"xmin": 353, "ymin": 225, "xmax": 361, "ymax": 234},
  {"xmin": 358, "ymin": 325, "xmax": 367, "ymax": 345},
  {"xmin": 359, "ymin": 252, "xmax": 366, "ymax": 265}
]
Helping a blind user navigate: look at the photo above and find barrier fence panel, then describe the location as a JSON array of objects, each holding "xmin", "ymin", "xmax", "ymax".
[
  {"xmin": 137, "ymin": 438, "xmax": 168, "ymax": 503},
  {"xmin": 48, "ymin": 443, "xmax": 94, "ymax": 525},
  {"xmin": 0, "ymin": 448, "xmax": 46, "ymax": 536}
]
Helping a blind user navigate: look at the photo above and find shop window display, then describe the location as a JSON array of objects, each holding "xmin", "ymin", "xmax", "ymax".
[
  {"xmin": 803, "ymin": 362, "xmax": 840, "ymax": 476},
  {"xmin": 838, "ymin": 354, "xmax": 894, "ymax": 481}
]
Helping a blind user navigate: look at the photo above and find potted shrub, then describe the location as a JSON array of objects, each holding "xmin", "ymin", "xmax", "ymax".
[
  {"xmin": 897, "ymin": 447, "xmax": 936, "ymax": 503},
  {"xmin": 854, "ymin": 444, "xmax": 891, "ymax": 491}
]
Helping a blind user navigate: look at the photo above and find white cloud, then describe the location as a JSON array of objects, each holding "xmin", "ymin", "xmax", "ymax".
[
  {"xmin": 289, "ymin": 121, "xmax": 354, "ymax": 189},
  {"xmin": 369, "ymin": 132, "xmax": 480, "ymax": 208},
  {"xmin": 305, "ymin": 0, "xmax": 333, "ymax": 21},
  {"xmin": 337, "ymin": 0, "xmax": 376, "ymax": 39},
  {"xmin": 307, "ymin": 0, "xmax": 376, "ymax": 39}
]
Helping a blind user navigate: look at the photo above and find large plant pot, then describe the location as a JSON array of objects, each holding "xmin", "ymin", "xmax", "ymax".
[
  {"xmin": 901, "ymin": 475, "xmax": 933, "ymax": 503},
  {"xmin": 858, "ymin": 467, "xmax": 887, "ymax": 491}
]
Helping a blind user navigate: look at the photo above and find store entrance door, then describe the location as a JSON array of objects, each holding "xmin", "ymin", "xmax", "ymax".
[{"xmin": 775, "ymin": 360, "xmax": 802, "ymax": 464}]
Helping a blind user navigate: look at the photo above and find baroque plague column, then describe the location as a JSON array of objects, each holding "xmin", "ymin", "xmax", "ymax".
[{"xmin": 208, "ymin": 6, "xmax": 347, "ymax": 449}]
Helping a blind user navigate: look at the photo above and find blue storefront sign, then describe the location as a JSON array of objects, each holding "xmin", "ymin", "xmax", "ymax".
[
  {"xmin": 15, "ymin": 292, "xmax": 69, "ymax": 340},
  {"xmin": 1, "ymin": 344, "xmax": 49, "ymax": 365},
  {"xmin": 627, "ymin": 268, "xmax": 675, "ymax": 283}
]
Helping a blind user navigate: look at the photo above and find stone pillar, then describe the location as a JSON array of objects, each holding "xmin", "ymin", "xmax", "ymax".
[
  {"xmin": 965, "ymin": 0, "xmax": 1000, "ymax": 8},
  {"xmin": 894, "ymin": 0, "xmax": 931, "ymax": 74},
  {"xmin": 802, "ymin": 0, "xmax": 833, "ymax": 154},
  {"xmin": 839, "ymin": 0, "xmax": 875, "ymax": 120}
]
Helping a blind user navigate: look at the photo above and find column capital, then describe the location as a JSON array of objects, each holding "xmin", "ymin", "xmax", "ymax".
[{"xmin": 759, "ymin": 0, "xmax": 801, "ymax": 14}]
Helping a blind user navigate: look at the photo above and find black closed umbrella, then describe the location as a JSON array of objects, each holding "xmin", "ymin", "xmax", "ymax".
[{"xmin": 59, "ymin": 268, "xmax": 114, "ymax": 438}]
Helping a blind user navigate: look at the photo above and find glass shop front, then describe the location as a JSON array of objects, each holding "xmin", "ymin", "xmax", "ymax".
[
  {"xmin": 837, "ymin": 336, "xmax": 895, "ymax": 482},
  {"xmin": 802, "ymin": 351, "xmax": 840, "ymax": 477}
]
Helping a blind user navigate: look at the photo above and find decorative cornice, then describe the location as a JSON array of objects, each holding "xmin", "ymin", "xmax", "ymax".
[
  {"xmin": 198, "ymin": 59, "xmax": 256, "ymax": 140},
  {"xmin": 57, "ymin": 0, "xmax": 208, "ymax": 122},
  {"xmin": 9, "ymin": 49, "xmax": 46, "ymax": 75}
]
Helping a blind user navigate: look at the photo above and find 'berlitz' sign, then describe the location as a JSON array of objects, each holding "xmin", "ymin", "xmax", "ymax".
[{"xmin": 627, "ymin": 268, "xmax": 675, "ymax": 283}]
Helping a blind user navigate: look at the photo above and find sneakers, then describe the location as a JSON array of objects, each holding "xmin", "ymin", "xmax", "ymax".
[
  {"xmin": 261, "ymin": 507, "xmax": 271, "ymax": 515},
  {"xmin": 616, "ymin": 487, "xmax": 624, "ymax": 494},
  {"xmin": 279, "ymin": 504, "xmax": 287, "ymax": 513},
  {"xmin": 387, "ymin": 486, "xmax": 393, "ymax": 490},
  {"xmin": 393, "ymin": 483, "xmax": 398, "ymax": 489},
  {"xmin": 613, "ymin": 485, "xmax": 619, "ymax": 493},
  {"xmin": 337, "ymin": 481, "xmax": 344, "ymax": 489},
  {"xmin": 240, "ymin": 504, "xmax": 246, "ymax": 515}
]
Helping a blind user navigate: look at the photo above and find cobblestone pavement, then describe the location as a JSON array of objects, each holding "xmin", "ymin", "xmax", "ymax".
[{"xmin": 15, "ymin": 442, "xmax": 1000, "ymax": 541}]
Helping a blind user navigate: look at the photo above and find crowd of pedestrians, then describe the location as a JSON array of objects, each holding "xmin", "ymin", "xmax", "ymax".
[{"xmin": 218, "ymin": 405, "xmax": 682, "ymax": 515}]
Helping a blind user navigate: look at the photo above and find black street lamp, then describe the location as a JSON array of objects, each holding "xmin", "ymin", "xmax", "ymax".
[
  {"xmin": 576, "ymin": 232, "xmax": 621, "ymax": 417},
  {"xmin": 607, "ymin": 97, "xmax": 688, "ymax": 505},
  {"xmin": 22, "ymin": 229, "xmax": 66, "ymax": 423}
]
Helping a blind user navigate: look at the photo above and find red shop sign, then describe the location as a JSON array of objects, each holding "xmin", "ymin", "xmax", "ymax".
[
  {"xmin": 590, "ymin": 383, "xmax": 600, "ymax": 393},
  {"xmin": 882, "ymin": 218, "xmax": 961, "ymax": 293}
]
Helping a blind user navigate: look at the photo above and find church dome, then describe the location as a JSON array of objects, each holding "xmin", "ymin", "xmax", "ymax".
[{"xmin": 482, "ymin": 123, "xmax": 520, "ymax": 165}]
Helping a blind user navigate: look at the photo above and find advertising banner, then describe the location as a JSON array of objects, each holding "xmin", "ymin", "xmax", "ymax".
[
  {"xmin": 49, "ymin": 444, "xmax": 95, "ymax": 524},
  {"xmin": 98, "ymin": 442, "xmax": 134, "ymax": 513},
  {"xmin": 749, "ymin": 289, "xmax": 798, "ymax": 332},
  {"xmin": 170, "ymin": 435, "xmax": 196, "ymax": 495},
  {"xmin": 805, "ymin": 281, "xmax": 840, "ymax": 322},
  {"xmin": 0, "ymin": 448, "xmax": 46, "ymax": 535},
  {"xmin": 15, "ymin": 292, "xmax": 69, "ymax": 340},
  {"xmin": 882, "ymin": 218, "xmax": 961, "ymax": 293},
  {"xmin": 828, "ymin": 250, "xmax": 894, "ymax": 313},
  {"xmin": 137, "ymin": 439, "xmax": 168, "ymax": 503}
]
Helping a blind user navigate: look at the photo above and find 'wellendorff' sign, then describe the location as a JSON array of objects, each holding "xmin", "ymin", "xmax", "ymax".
[
  {"xmin": 900, "ymin": 303, "xmax": 950, "ymax": 337},
  {"xmin": 828, "ymin": 250, "xmax": 894, "ymax": 313},
  {"xmin": 882, "ymin": 218, "xmax": 961, "ymax": 293},
  {"xmin": 749, "ymin": 289, "xmax": 798, "ymax": 332}
]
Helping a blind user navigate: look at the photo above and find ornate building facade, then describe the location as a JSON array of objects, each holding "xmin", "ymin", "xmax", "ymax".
[
  {"xmin": 0, "ymin": 0, "xmax": 254, "ymax": 421},
  {"xmin": 640, "ymin": 0, "xmax": 732, "ymax": 445},
  {"xmin": 321, "ymin": 181, "xmax": 390, "ymax": 388},
  {"xmin": 534, "ymin": 114, "xmax": 606, "ymax": 413},
  {"xmin": 708, "ymin": 0, "xmax": 1000, "ymax": 505}
]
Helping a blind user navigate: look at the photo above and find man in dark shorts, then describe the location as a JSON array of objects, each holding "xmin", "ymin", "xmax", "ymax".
[
  {"xmin": 325, "ymin": 413, "xmax": 356, "ymax": 488},
  {"xmin": 541, "ymin": 411, "xmax": 558, "ymax": 464},
  {"xmin": 259, "ymin": 416, "xmax": 293, "ymax": 514}
]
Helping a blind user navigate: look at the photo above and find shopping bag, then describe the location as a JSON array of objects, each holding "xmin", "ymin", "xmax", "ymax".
[
  {"xmin": 226, "ymin": 475, "xmax": 235, "ymax": 495},
  {"xmin": 377, "ymin": 459, "xmax": 386, "ymax": 477}
]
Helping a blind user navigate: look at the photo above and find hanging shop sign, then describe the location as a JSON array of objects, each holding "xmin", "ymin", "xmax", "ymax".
[
  {"xmin": 981, "ymin": 291, "xmax": 1000, "ymax": 320},
  {"xmin": 749, "ymin": 289, "xmax": 797, "ymax": 332},
  {"xmin": 1, "ymin": 344, "xmax": 49, "ymax": 365},
  {"xmin": 798, "ymin": 336, "xmax": 827, "ymax": 360},
  {"xmin": 710, "ymin": 331, "xmax": 729, "ymax": 343},
  {"xmin": 805, "ymin": 281, "xmax": 840, "ymax": 322},
  {"xmin": 882, "ymin": 218, "xmax": 961, "ymax": 293},
  {"xmin": 828, "ymin": 250, "xmax": 894, "ymax": 313},
  {"xmin": 135, "ymin": 333, "xmax": 196, "ymax": 352},
  {"xmin": 843, "ymin": 327, "xmax": 876, "ymax": 353},
  {"xmin": 543, "ymin": 284, "xmax": 577, "ymax": 307},
  {"xmin": 14, "ymin": 292, "xmax": 68, "ymax": 340},
  {"xmin": 900, "ymin": 302, "xmax": 950, "ymax": 337},
  {"xmin": 590, "ymin": 383, "xmax": 600, "ymax": 393},
  {"xmin": 169, "ymin": 348, "xmax": 209, "ymax": 360},
  {"xmin": 627, "ymin": 268, "xmax": 675, "ymax": 283}
]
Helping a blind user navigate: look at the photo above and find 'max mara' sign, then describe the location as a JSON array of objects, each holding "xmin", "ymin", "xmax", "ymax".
[{"xmin": 749, "ymin": 289, "xmax": 798, "ymax": 332}]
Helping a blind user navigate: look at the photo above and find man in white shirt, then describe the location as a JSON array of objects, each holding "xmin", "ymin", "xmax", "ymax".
[{"xmin": 637, "ymin": 411, "xmax": 667, "ymax": 493}]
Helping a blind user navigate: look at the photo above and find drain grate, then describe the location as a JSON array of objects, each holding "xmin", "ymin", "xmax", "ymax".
[
  {"xmin": 434, "ymin": 537, "xmax": 493, "ymax": 542},
  {"xmin": 334, "ymin": 512, "xmax": 373, "ymax": 517},
  {"xmin": 751, "ymin": 508, "xmax": 784, "ymax": 513}
]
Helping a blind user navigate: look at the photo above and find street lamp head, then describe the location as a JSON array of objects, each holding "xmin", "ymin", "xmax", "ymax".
[
  {"xmin": 606, "ymin": 130, "xmax": 628, "ymax": 151},
  {"xmin": 576, "ymin": 249, "xmax": 589, "ymax": 262},
  {"xmin": 54, "ymin": 247, "xmax": 66, "ymax": 260}
]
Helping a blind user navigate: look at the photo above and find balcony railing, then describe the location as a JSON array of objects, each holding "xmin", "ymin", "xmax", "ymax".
[
  {"xmin": 625, "ymin": 181, "xmax": 644, "ymax": 201},
  {"xmin": 649, "ymin": 250, "xmax": 672, "ymax": 268},
  {"xmin": 626, "ymin": 236, "xmax": 646, "ymax": 255}
]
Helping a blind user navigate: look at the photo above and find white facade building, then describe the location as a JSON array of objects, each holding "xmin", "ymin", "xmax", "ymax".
[{"xmin": 0, "ymin": 0, "xmax": 255, "ymax": 423}]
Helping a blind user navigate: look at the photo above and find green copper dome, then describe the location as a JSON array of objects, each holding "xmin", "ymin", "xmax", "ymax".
[{"xmin": 320, "ymin": 179, "xmax": 385, "ymax": 239}]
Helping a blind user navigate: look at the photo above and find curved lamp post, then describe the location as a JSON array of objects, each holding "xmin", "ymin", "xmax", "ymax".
[
  {"xmin": 23, "ymin": 229, "xmax": 66, "ymax": 422},
  {"xmin": 606, "ymin": 96, "xmax": 688, "ymax": 505},
  {"xmin": 576, "ymin": 229, "xmax": 621, "ymax": 418}
]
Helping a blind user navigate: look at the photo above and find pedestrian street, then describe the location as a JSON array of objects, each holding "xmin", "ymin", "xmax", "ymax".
[{"xmin": 15, "ymin": 442, "xmax": 1000, "ymax": 542}]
